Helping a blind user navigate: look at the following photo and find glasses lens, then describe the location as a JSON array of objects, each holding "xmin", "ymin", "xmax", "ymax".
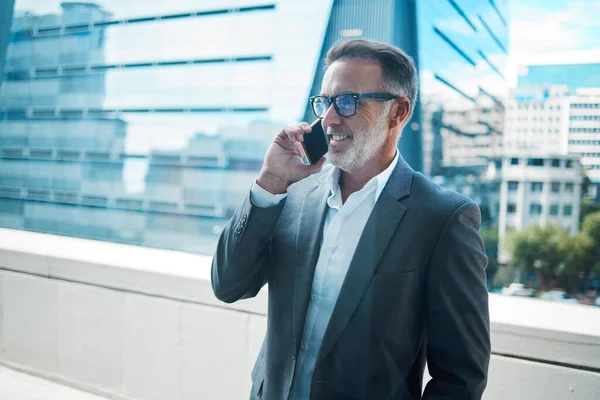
[
  {"xmin": 312, "ymin": 97, "xmax": 330, "ymax": 117},
  {"xmin": 336, "ymin": 94, "xmax": 356, "ymax": 116}
]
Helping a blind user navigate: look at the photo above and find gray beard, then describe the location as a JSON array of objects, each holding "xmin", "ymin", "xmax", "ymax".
[{"xmin": 327, "ymin": 108, "xmax": 390, "ymax": 173}]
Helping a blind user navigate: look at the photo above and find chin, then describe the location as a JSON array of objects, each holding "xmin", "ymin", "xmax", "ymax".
[
  {"xmin": 329, "ymin": 156, "xmax": 345, "ymax": 170},
  {"xmin": 330, "ymin": 156, "xmax": 361, "ymax": 173}
]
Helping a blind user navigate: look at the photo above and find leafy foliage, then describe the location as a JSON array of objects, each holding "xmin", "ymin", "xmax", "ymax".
[
  {"xmin": 480, "ymin": 224, "xmax": 499, "ymax": 288},
  {"xmin": 506, "ymin": 224, "xmax": 569, "ymax": 290},
  {"xmin": 506, "ymin": 212, "xmax": 600, "ymax": 293}
]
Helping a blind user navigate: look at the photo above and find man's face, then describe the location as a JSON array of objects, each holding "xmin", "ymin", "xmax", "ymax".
[{"xmin": 320, "ymin": 59, "xmax": 392, "ymax": 173}]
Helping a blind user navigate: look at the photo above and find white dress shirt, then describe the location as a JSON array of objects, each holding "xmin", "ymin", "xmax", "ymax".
[{"xmin": 250, "ymin": 151, "xmax": 399, "ymax": 399}]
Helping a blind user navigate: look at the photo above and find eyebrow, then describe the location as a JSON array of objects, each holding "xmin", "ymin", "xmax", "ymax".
[{"xmin": 318, "ymin": 91, "xmax": 358, "ymax": 96}]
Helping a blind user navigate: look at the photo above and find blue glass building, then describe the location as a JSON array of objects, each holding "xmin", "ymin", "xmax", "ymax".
[{"xmin": 0, "ymin": 0, "xmax": 509, "ymax": 254}]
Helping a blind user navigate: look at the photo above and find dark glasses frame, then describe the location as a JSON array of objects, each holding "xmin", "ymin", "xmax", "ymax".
[{"xmin": 309, "ymin": 92, "xmax": 399, "ymax": 118}]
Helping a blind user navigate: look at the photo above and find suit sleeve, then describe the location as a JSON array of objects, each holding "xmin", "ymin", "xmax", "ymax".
[
  {"xmin": 211, "ymin": 191, "xmax": 285, "ymax": 303},
  {"xmin": 423, "ymin": 201, "xmax": 490, "ymax": 399}
]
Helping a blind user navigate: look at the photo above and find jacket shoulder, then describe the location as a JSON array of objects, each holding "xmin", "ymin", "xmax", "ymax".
[{"xmin": 409, "ymin": 172, "xmax": 476, "ymax": 216}]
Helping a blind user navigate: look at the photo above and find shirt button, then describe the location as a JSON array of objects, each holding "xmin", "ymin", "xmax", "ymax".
[
  {"xmin": 312, "ymin": 295, "xmax": 318, "ymax": 302},
  {"xmin": 292, "ymin": 354, "xmax": 296, "ymax": 361},
  {"xmin": 300, "ymin": 345, "xmax": 306, "ymax": 351}
]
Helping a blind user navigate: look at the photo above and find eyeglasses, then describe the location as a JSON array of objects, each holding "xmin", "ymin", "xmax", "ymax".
[{"xmin": 309, "ymin": 92, "xmax": 399, "ymax": 118}]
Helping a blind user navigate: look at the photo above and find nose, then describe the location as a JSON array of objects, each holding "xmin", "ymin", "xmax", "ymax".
[{"xmin": 321, "ymin": 102, "xmax": 342, "ymax": 131}]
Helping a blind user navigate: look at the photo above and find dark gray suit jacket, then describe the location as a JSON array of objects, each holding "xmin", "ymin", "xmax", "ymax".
[{"xmin": 212, "ymin": 156, "xmax": 490, "ymax": 399}]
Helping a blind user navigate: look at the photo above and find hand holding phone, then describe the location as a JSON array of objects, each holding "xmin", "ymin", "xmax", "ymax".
[
  {"xmin": 256, "ymin": 122, "xmax": 327, "ymax": 195},
  {"xmin": 301, "ymin": 119, "xmax": 328, "ymax": 165}
]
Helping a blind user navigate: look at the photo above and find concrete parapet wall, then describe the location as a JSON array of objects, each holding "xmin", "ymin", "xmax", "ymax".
[{"xmin": 0, "ymin": 228, "xmax": 599, "ymax": 399}]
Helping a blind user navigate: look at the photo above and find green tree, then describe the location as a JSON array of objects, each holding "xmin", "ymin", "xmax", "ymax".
[
  {"xmin": 480, "ymin": 224, "xmax": 499, "ymax": 289},
  {"xmin": 560, "ymin": 233, "xmax": 593, "ymax": 293},
  {"xmin": 579, "ymin": 172, "xmax": 600, "ymax": 223},
  {"xmin": 580, "ymin": 198, "xmax": 600, "ymax": 225},
  {"xmin": 506, "ymin": 224, "xmax": 569, "ymax": 291},
  {"xmin": 554, "ymin": 212, "xmax": 600, "ymax": 293},
  {"xmin": 507, "ymin": 226, "xmax": 539, "ymax": 273},
  {"xmin": 581, "ymin": 211, "xmax": 600, "ymax": 290},
  {"xmin": 582, "ymin": 211, "xmax": 600, "ymax": 251}
]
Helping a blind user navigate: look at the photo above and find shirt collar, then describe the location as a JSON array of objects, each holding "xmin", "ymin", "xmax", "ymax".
[
  {"xmin": 326, "ymin": 150, "xmax": 400, "ymax": 205},
  {"xmin": 375, "ymin": 150, "xmax": 399, "ymax": 199}
]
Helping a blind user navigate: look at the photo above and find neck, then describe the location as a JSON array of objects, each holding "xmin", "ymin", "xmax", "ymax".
[{"xmin": 339, "ymin": 149, "xmax": 397, "ymax": 203}]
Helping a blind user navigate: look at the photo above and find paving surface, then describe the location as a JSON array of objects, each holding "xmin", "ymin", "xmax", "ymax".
[{"xmin": 0, "ymin": 365, "xmax": 109, "ymax": 400}]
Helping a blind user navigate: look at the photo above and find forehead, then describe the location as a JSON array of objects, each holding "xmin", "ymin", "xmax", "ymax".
[{"xmin": 321, "ymin": 58, "xmax": 384, "ymax": 95}]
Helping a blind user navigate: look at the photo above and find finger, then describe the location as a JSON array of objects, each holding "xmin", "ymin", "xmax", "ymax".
[
  {"xmin": 295, "ymin": 142, "xmax": 306, "ymax": 158},
  {"xmin": 282, "ymin": 125, "xmax": 305, "ymax": 142},
  {"xmin": 296, "ymin": 123, "xmax": 312, "ymax": 141},
  {"xmin": 299, "ymin": 122, "xmax": 311, "ymax": 132}
]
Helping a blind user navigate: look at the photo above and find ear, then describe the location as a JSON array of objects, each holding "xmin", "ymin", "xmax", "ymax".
[{"xmin": 389, "ymin": 97, "xmax": 411, "ymax": 130}]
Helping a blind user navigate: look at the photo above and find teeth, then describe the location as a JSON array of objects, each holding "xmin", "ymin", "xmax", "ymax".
[{"xmin": 331, "ymin": 135, "xmax": 349, "ymax": 141}]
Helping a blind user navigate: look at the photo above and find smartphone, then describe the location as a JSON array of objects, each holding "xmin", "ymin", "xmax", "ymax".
[{"xmin": 301, "ymin": 119, "xmax": 328, "ymax": 165}]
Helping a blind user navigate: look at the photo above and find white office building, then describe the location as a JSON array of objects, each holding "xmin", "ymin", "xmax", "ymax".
[
  {"xmin": 503, "ymin": 85, "xmax": 600, "ymax": 199},
  {"xmin": 568, "ymin": 87, "xmax": 600, "ymax": 199},
  {"xmin": 497, "ymin": 154, "xmax": 582, "ymax": 263}
]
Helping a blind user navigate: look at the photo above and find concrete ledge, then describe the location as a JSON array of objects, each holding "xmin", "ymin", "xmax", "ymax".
[
  {"xmin": 491, "ymin": 322, "xmax": 600, "ymax": 371},
  {"xmin": 3, "ymin": 228, "xmax": 600, "ymax": 360},
  {"xmin": 0, "ymin": 270, "xmax": 268, "ymax": 400},
  {"xmin": 1, "ymin": 228, "xmax": 600, "ymax": 400},
  {"xmin": 488, "ymin": 293, "xmax": 600, "ymax": 337},
  {"xmin": 488, "ymin": 294, "xmax": 600, "ymax": 370},
  {"xmin": 0, "ymin": 227, "xmax": 267, "ymax": 316}
]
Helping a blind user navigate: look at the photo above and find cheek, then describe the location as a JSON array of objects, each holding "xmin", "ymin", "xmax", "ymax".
[
  {"xmin": 351, "ymin": 118, "xmax": 375, "ymax": 138},
  {"xmin": 355, "ymin": 108, "xmax": 380, "ymax": 128}
]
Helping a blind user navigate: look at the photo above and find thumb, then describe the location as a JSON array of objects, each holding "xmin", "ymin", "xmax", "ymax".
[{"xmin": 307, "ymin": 157, "xmax": 327, "ymax": 175}]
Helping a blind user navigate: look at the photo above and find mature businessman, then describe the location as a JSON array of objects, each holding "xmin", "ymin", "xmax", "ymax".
[{"xmin": 212, "ymin": 39, "xmax": 490, "ymax": 399}]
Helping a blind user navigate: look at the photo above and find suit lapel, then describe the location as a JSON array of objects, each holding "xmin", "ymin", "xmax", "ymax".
[
  {"xmin": 292, "ymin": 176, "xmax": 330, "ymax": 351},
  {"xmin": 316, "ymin": 157, "xmax": 414, "ymax": 365}
]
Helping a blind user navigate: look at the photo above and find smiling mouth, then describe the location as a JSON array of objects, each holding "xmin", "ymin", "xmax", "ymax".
[{"xmin": 328, "ymin": 134, "xmax": 352, "ymax": 142}]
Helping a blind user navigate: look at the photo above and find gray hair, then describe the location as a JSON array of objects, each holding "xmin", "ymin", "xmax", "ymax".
[{"xmin": 325, "ymin": 38, "xmax": 419, "ymax": 120}]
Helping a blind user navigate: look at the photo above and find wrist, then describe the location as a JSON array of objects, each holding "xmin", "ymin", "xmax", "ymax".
[{"xmin": 257, "ymin": 170, "xmax": 289, "ymax": 195}]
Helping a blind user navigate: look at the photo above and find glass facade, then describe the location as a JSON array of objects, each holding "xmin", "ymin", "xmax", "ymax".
[
  {"xmin": 0, "ymin": 0, "xmax": 508, "ymax": 254},
  {"xmin": 414, "ymin": 0, "xmax": 508, "ymax": 228},
  {"xmin": 417, "ymin": 0, "xmax": 508, "ymax": 178}
]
